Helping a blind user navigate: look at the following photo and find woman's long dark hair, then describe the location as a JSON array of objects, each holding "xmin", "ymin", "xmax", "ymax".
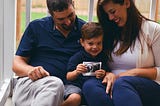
[{"xmin": 97, "ymin": 0, "xmax": 149, "ymax": 60}]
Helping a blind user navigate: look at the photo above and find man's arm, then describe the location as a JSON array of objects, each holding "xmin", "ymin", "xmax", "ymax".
[
  {"xmin": 12, "ymin": 55, "xmax": 49, "ymax": 80},
  {"xmin": 12, "ymin": 55, "xmax": 33, "ymax": 77}
]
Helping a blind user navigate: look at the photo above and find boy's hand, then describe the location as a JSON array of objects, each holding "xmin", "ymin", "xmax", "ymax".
[
  {"xmin": 95, "ymin": 69, "xmax": 106, "ymax": 79},
  {"xmin": 76, "ymin": 64, "xmax": 88, "ymax": 74}
]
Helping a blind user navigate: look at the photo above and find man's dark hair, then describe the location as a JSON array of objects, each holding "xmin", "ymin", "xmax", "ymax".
[{"xmin": 46, "ymin": 0, "xmax": 73, "ymax": 15}]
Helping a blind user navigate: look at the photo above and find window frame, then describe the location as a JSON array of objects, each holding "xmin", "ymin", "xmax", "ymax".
[
  {"xmin": 0, "ymin": 0, "xmax": 159, "ymax": 105},
  {"xmin": 0, "ymin": 0, "xmax": 16, "ymax": 105}
]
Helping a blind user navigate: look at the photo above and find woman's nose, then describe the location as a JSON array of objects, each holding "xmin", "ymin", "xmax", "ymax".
[{"xmin": 108, "ymin": 14, "xmax": 115, "ymax": 20}]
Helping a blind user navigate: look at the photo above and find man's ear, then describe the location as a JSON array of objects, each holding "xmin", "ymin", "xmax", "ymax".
[{"xmin": 124, "ymin": 0, "xmax": 130, "ymax": 8}]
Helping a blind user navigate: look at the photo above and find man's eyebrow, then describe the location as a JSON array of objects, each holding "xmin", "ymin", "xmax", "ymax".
[{"xmin": 56, "ymin": 12, "xmax": 74, "ymax": 20}]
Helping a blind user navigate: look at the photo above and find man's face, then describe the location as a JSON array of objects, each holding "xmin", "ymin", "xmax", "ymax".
[{"xmin": 52, "ymin": 5, "xmax": 76, "ymax": 31}]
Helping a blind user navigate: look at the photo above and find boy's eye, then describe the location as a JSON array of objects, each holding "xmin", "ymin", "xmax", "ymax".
[
  {"xmin": 88, "ymin": 42, "xmax": 93, "ymax": 45},
  {"xmin": 97, "ymin": 42, "xmax": 102, "ymax": 45}
]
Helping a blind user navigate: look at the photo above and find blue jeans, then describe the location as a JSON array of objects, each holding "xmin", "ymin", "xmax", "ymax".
[
  {"xmin": 112, "ymin": 76, "xmax": 160, "ymax": 106},
  {"xmin": 82, "ymin": 78, "xmax": 114, "ymax": 106}
]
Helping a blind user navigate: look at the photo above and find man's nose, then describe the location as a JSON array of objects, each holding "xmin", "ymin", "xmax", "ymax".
[{"xmin": 64, "ymin": 18, "xmax": 71, "ymax": 25}]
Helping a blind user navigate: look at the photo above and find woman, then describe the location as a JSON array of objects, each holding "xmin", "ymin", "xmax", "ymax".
[{"xmin": 82, "ymin": 0, "xmax": 160, "ymax": 106}]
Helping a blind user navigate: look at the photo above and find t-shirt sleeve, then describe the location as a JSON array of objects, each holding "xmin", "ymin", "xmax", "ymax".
[
  {"xmin": 16, "ymin": 22, "xmax": 37, "ymax": 57},
  {"xmin": 67, "ymin": 52, "xmax": 82, "ymax": 72}
]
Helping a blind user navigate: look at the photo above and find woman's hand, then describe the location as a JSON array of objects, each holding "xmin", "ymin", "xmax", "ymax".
[
  {"xmin": 102, "ymin": 72, "xmax": 117, "ymax": 96},
  {"xmin": 117, "ymin": 70, "xmax": 136, "ymax": 78},
  {"xmin": 117, "ymin": 68, "xmax": 157, "ymax": 80}
]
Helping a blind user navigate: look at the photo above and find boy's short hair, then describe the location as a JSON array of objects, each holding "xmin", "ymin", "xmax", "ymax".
[{"xmin": 81, "ymin": 22, "xmax": 103, "ymax": 40}]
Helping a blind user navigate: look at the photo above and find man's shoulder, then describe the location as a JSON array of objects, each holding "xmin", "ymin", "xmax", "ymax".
[
  {"xmin": 77, "ymin": 17, "xmax": 86, "ymax": 23},
  {"xmin": 76, "ymin": 17, "xmax": 86, "ymax": 27},
  {"xmin": 27, "ymin": 16, "xmax": 53, "ymax": 31},
  {"xmin": 29, "ymin": 16, "xmax": 52, "ymax": 26}
]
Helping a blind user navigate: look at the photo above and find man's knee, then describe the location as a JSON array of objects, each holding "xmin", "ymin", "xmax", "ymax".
[{"xmin": 37, "ymin": 76, "xmax": 64, "ymax": 89}]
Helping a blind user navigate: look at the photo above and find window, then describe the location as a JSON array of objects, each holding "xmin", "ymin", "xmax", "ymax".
[
  {"xmin": 0, "ymin": 0, "xmax": 159, "ymax": 105},
  {"xmin": 135, "ymin": 0, "xmax": 160, "ymax": 22},
  {"xmin": 75, "ymin": 0, "xmax": 98, "ymax": 22},
  {"xmin": 0, "ymin": 0, "xmax": 16, "ymax": 105}
]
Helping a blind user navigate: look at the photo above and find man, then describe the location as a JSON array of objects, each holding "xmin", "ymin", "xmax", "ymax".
[{"xmin": 12, "ymin": 0, "xmax": 85, "ymax": 106}]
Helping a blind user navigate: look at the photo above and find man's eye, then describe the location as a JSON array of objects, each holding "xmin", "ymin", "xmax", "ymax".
[
  {"xmin": 57, "ymin": 18, "xmax": 64, "ymax": 21},
  {"xmin": 68, "ymin": 13, "xmax": 73, "ymax": 18}
]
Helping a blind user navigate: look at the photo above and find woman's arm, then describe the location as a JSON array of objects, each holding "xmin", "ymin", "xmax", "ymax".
[
  {"xmin": 117, "ymin": 67, "xmax": 157, "ymax": 80},
  {"xmin": 152, "ymin": 22, "xmax": 160, "ymax": 81}
]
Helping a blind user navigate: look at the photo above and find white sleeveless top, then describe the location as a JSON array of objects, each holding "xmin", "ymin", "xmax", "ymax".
[{"xmin": 108, "ymin": 41, "xmax": 139, "ymax": 75}]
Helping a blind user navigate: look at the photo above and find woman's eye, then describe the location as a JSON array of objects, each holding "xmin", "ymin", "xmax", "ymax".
[{"xmin": 110, "ymin": 10, "xmax": 116, "ymax": 14}]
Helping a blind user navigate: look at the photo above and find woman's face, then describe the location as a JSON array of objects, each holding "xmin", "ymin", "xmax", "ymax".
[{"xmin": 102, "ymin": 0, "xmax": 130, "ymax": 27}]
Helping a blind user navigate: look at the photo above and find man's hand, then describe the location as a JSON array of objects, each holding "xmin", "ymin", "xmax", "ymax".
[{"xmin": 28, "ymin": 66, "xmax": 50, "ymax": 81}]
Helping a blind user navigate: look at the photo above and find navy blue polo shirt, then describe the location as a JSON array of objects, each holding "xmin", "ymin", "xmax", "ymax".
[
  {"xmin": 16, "ymin": 16, "xmax": 85, "ymax": 83},
  {"xmin": 66, "ymin": 48, "xmax": 110, "ymax": 88}
]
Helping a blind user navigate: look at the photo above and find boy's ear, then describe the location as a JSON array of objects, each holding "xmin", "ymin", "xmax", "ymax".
[{"xmin": 80, "ymin": 38, "xmax": 84, "ymax": 46}]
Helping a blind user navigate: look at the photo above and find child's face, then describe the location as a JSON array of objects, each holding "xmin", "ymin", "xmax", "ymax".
[{"xmin": 80, "ymin": 35, "xmax": 103, "ymax": 57}]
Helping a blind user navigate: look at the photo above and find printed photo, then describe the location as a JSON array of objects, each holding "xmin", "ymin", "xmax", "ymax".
[{"xmin": 82, "ymin": 62, "xmax": 102, "ymax": 76}]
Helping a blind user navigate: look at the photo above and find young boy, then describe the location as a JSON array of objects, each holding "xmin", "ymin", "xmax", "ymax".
[{"xmin": 65, "ymin": 22, "xmax": 110, "ymax": 105}]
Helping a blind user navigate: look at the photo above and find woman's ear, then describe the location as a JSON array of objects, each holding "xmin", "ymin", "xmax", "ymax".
[{"xmin": 124, "ymin": 0, "xmax": 130, "ymax": 8}]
